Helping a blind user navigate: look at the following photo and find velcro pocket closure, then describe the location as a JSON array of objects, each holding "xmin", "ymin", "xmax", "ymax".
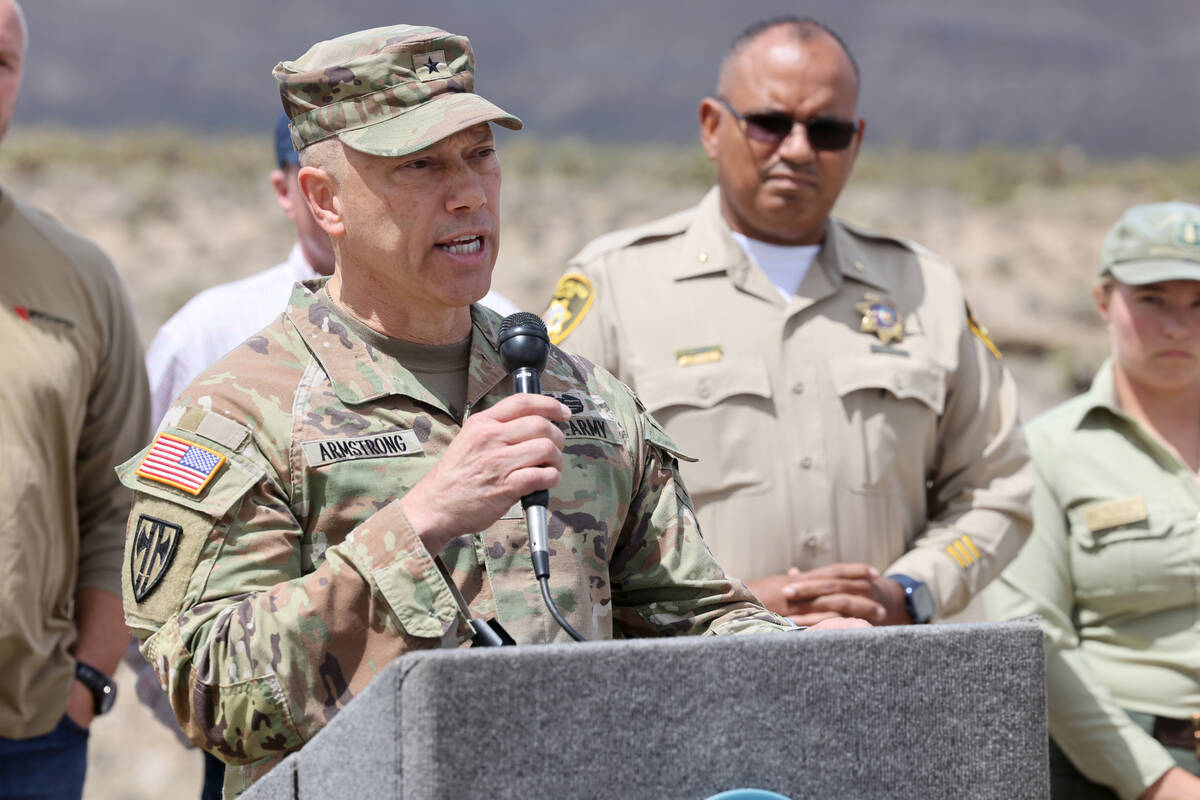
[
  {"xmin": 117, "ymin": 432, "xmax": 266, "ymax": 519},
  {"xmin": 633, "ymin": 357, "xmax": 773, "ymax": 412},
  {"xmin": 828, "ymin": 356, "xmax": 946, "ymax": 414}
]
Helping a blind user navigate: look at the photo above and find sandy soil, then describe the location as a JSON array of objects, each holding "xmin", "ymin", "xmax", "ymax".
[{"xmin": 1, "ymin": 141, "xmax": 1150, "ymax": 799}]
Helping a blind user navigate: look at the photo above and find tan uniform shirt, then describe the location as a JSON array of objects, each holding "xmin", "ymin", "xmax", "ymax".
[
  {"xmin": 0, "ymin": 188, "xmax": 151, "ymax": 737},
  {"xmin": 987, "ymin": 360, "xmax": 1198, "ymax": 799},
  {"xmin": 548, "ymin": 187, "xmax": 1032, "ymax": 617}
]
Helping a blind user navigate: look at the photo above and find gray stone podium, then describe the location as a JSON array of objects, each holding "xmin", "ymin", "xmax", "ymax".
[{"xmin": 243, "ymin": 619, "xmax": 1048, "ymax": 800}]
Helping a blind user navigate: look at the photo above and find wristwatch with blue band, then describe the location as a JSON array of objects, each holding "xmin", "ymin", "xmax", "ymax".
[{"xmin": 891, "ymin": 574, "xmax": 935, "ymax": 624}]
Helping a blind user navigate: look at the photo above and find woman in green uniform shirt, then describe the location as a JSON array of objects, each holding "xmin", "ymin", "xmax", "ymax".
[{"xmin": 989, "ymin": 202, "xmax": 1200, "ymax": 800}]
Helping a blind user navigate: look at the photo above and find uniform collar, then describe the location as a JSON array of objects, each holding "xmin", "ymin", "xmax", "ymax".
[
  {"xmin": 1068, "ymin": 358, "xmax": 1123, "ymax": 430},
  {"xmin": 669, "ymin": 187, "xmax": 892, "ymax": 307},
  {"xmin": 823, "ymin": 218, "xmax": 893, "ymax": 294},
  {"xmin": 285, "ymin": 280, "xmax": 509, "ymax": 411}
]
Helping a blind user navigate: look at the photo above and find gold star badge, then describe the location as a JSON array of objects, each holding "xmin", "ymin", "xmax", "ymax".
[{"xmin": 855, "ymin": 294, "xmax": 905, "ymax": 345}]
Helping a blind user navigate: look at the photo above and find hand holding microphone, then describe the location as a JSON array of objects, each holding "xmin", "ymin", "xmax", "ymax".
[
  {"xmin": 398, "ymin": 312, "xmax": 586, "ymax": 642},
  {"xmin": 397, "ymin": 316, "xmax": 569, "ymax": 557}
]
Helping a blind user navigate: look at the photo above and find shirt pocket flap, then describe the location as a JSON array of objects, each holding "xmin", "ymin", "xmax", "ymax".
[
  {"xmin": 641, "ymin": 412, "xmax": 698, "ymax": 463},
  {"xmin": 828, "ymin": 357, "xmax": 946, "ymax": 414},
  {"xmin": 117, "ymin": 445, "xmax": 265, "ymax": 520},
  {"xmin": 1068, "ymin": 501, "xmax": 1174, "ymax": 549},
  {"xmin": 633, "ymin": 358, "xmax": 773, "ymax": 413}
]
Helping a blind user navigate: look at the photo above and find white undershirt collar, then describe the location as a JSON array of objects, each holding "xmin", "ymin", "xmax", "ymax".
[{"xmin": 730, "ymin": 232, "xmax": 821, "ymax": 301}]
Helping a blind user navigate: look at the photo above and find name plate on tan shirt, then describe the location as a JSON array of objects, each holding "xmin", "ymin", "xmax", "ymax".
[{"xmin": 1083, "ymin": 496, "xmax": 1147, "ymax": 532}]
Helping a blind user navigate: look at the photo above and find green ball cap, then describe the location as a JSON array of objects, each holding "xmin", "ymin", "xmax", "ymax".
[
  {"xmin": 1100, "ymin": 201, "xmax": 1200, "ymax": 285},
  {"xmin": 272, "ymin": 24, "xmax": 523, "ymax": 158}
]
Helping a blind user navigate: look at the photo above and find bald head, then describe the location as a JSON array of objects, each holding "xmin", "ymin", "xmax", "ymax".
[
  {"xmin": 717, "ymin": 17, "xmax": 858, "ymax": 99},
  {"xmin": 0, "ymin": 0, "xmax": 25, "ymax": 143}
]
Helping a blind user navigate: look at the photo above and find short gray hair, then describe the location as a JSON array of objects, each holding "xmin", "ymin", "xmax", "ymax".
[{"xmin": 297, "ymin": 138, "xmax": 345, "ymax": 185}]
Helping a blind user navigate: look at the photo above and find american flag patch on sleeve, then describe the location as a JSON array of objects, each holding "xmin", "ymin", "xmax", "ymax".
[{"xmin": 135, "ymin": 433, "xmax": 226, "ymax": 496}]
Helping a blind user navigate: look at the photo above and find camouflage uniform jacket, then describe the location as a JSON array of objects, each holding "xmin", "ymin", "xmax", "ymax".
[{"xmin": 118, "ymin": 280, "xmax": 789, "ymax": 792}]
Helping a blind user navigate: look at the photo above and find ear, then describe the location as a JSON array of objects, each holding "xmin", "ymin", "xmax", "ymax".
[
  {"xmin": 852, "ymin": 117, "xmax": 867, "ymax": 156},
  {"xmin": 297, "ymin": 165, "xmax": 345, "ymax": 238},
  {"xmin": 698, "ymin": 98, "xmax": 723, "ymax": 162},
  {"xmin": 270, "ymin": 168, "xmax": 292, "ymax": 217},
  {"xmin": 1092, "ymin": 283, "xmax": 1111, "ymax": 323}
]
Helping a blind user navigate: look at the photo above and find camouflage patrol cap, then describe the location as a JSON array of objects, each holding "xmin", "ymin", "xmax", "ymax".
[
  {"xmin": 1100, "ymin": 201, "xmax": 1200, "ymax": 285},
  {"xmin": 273, "ymin": 24, "xmax": 522, "ymax": 157}
]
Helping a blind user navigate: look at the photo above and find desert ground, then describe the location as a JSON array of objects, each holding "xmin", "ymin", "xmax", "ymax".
[{"xmin": 3, "ymin": 129, "xmax": 1197, "ymax": 798}]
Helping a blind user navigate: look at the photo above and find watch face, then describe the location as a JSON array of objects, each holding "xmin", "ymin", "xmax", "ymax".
[
  {"xmin": 76, "ymin": 662, "xmax": 118, "ymax": 715},
  {"xmin": 97, "ymin": 684, "xmax": 117, "ymax": 715},
  {"xmin": 909, "ymin": 584, "xmax": 936, "ymax": 623}
]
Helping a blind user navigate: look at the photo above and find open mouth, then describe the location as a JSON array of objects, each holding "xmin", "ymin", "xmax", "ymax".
[{"xmin": 436, "ymin": 235, "xmax": 484, "ymax": 255}]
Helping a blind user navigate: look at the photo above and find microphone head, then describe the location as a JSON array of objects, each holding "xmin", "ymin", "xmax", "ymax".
[{"xmin": 498, "ymin": 312, "xmax": 550, "ymax": 373}]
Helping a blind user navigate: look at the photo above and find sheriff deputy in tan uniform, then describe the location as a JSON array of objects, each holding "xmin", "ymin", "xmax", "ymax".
[{"xmin": 545, "ymin": 16, "xmax": 1034, "ymax": 626}]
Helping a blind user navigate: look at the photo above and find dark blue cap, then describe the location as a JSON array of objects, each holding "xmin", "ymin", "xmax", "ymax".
[{"xmin": 275, "ymin": 111, "xmax": 300, "ymax": 167}]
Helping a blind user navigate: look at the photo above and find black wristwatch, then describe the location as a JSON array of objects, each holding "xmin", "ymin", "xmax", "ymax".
[
  {"xmin": 75, "ymin": 661, "xmax": 117, "ymax": 715},
  {"xmin": 890, "ymin": 574, "xmax": 935, "ymax": 624}
]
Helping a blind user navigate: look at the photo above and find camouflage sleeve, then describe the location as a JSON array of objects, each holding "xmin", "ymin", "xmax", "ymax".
[
  {"xmin": 609, "ymin": 409, "xmax": 794, "ymax": 637},
  {"xmin": 120, "ymin": 412, "xmax": 469, "ymax": 768}
]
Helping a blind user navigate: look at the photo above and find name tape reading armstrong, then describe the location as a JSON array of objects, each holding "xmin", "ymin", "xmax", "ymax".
[{"xmin": 302, "ymin": 430, "xmax": 424, "ymax": 467}]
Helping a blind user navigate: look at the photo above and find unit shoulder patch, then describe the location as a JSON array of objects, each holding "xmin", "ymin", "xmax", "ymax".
[
  {"xmin": 543, "ymin": 271, "xmax": 595, "ymax": 345},
  {"xmin": 129, "ymin": 515, "xmax": 183, "ymax": 601}
]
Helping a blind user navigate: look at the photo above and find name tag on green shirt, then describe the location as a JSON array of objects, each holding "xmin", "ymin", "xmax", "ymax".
[{"xmin": 1083, "ymin": 496, "xmax": 1147, "ymax": 532}]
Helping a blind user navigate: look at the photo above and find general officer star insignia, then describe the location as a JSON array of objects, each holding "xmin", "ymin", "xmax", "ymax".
[{"xmin": 855, "ymin": 294, "xmax": 905, "ymax": 345}]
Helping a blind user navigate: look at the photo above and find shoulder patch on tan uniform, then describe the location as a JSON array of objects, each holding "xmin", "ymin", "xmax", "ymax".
[
  {"xmin": 965, "ymin": 301, "xmax": 1003, "ymax": 360},
  {"xmin": 543, "ymin": 271, "xmax": 595, "ymax": 345}
]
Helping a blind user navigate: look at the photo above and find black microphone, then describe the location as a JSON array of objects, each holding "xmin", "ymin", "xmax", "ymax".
[
  {"xmin": 497, "ymin": 312, "xmax": 585, "ymax": 642},
  {"xmin": 497, "ymin": 312, "xmax": 552, "ymax": 577}
]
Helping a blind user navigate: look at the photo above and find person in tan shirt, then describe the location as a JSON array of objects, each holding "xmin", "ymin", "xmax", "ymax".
[
  {"xmin": 546, "ymin": 16, "xmax": 1033, "ymax": 627},
  {"xmin": 0, "ymin": 2, "xmax": 151, "ymax": 797}
]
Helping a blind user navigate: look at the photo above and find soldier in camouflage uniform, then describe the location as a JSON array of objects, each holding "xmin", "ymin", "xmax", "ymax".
[{"xmin": 118, "ymin": 25, "xmax": 837, "ymax": 796}]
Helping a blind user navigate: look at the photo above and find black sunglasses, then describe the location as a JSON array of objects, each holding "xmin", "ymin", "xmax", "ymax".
[{"xmin": 715, "ymin": 96, "xmax": 859, "ymax": 152}]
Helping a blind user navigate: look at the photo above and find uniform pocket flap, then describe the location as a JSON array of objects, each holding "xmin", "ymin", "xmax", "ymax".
[
  {"xmin": 1068, "ymin": 497, "xmax": 1172, "ymax": 549},
  {"xmin": 633, "ymin": 358, "xmax": 773, "ymax": 413},
  {"xmin": 828, "ymin": 356, "xmax": 946, "ymax": 414},
  {"xmin": 117, "ymin": 436, "xmax": 266, "ymax": 520}
]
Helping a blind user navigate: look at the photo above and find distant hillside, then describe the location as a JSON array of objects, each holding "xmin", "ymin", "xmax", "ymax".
[{"xmin": 16, "ymin": 0, "xmax": 1200, "ymax": 155}]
